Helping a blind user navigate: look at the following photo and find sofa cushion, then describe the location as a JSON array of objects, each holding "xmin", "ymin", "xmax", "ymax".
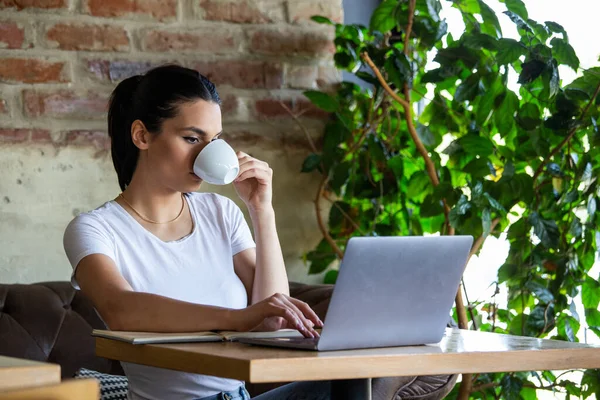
[
  {"xmin": 74, "ymin": 368, "xmax": 128, "ymax": 400},
  {"xmin": 0, "ymin": 282, "xmax": 124, "ymax": 378}
]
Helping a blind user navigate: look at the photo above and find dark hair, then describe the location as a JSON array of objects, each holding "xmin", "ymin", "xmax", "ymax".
[{"xmin": 107, "ymin": 64, "xmax": 221, "ymax": 191}]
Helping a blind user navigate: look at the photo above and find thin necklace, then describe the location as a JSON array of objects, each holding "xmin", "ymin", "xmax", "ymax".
[{"xmin": 118, "ymin": 193, "xmax": 185, "ymax": 224}]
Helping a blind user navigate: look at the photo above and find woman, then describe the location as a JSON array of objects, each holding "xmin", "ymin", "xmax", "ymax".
[{"xmin": 63, "ymin": 65, "xmax": 330, "ymax": 400}]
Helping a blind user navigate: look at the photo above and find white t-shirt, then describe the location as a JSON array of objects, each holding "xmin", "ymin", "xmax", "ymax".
[{"xmin": 63, "ymin": 192, "xmax": 256, "ymax": 400}]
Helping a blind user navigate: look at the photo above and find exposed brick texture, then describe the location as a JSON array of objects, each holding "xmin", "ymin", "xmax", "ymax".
[
  {"xmin": 198, "ymin": 0, "xmax": 281, "ymax": 24},
  {"xmin": 0, "ymin": 0, "xmax": 340, "ymax": 148},
  {"xmin": 249, "ymin": 27, "xmax": 334, "ymax": 56},
  {"xmin": 83, "ymin": 0, "xmax": 177, "ymax": 21},
  {"xmin": 0, "ymin": 0, "xmax": 66, "ymax": 10},
  {"xmin": 0, "ymin": 21, "xmax": 26, "ymax": 49},
  {"xmin": 45, "ymin": 23, "xmax": 130, "ymax": 52},
  {"xmin": 0, "ymin": 58, "xmax": 68, "ymax": 83},
  {"xmin": 23, "ymin": 90, "xmax": 108, "ymax": 119},
  {"xmin": 0, "ymin": 128, "xmax": 51, "ymax": 142},
  {"xmin": 192, "ymin": 60, "xmax": 283, "ymax": 89},
  {"xmin": 142, "ymin": 28, "xmax": 237, "ymax": 53}
]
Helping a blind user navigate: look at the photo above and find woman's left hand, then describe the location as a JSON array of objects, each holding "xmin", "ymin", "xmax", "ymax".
[{"xmin": 233, "ymin": 152, "xmax": 273, "ymax": 212}]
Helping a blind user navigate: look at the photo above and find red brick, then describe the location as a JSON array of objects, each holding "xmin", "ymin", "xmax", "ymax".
[
  {"xmin": 65, "ymin": 130, "xmax": 110, "ymax": 150},
  {"xmin": 192, "ymin": 60, "xmax": 282, "ymax": 89},
  {"xmin": 30, "ymin": 129, "xmax": 52, "ymax": 142},
  {"xmin": 0, "ymin": 21, "xmax": 25, "ymax": 49},
  {"xmin": 226, "ymin": 129, "xmax": 313, "ymax": 151},
  {"xmin": 199, "ymin": 0, "xmax": 276, "ymax": 23},
  {"xmin": 255, "ymin": 98, "xmax": 329, "ymax": 119},
  {"xmin": 0, "ymin": 128, "xmax": 50, "ymax": 143},
  {"xmin": 0, "ymin": 58, "xmax": 68, "ymax": 83},
  {"xmin": 286, "ymin": 65, "xmax": 318, "ymax": 89},
  {"xmin": 250, "ymin": 27, "xmax": 334, "ymax": 56},
  {"xmin": 0, "ymin": 0, "xmax": 66, "ymax": 10},
  {"xmin": 143, "ymin": 28, "xmax": 237, "ymax": 53},
  {"xmin": 86, "ymin": 59, "xmax": 160, "ymax": 82},
  {"xmin": 23, "ymin": 90, "xmax": 108, "ymax": 119},
  {"xmin": 46, "ymin": 23, "xmax": 129, "ymax": 52},
  {"xmin": 220, "ymin": 95, "xmax": 237, "ymax": 114},
  {"xmin": 84, "ymin": 0, "xmax": 177, "ymax": 21},
  {"xmin": 287, "ymin": 1, "xmax": 342, "ymax": 24}
]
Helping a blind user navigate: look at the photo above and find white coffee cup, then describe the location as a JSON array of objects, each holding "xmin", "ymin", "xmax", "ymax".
[{"xmin": 193, "ymin": 139, "xmax": 240, "ymax": 185}]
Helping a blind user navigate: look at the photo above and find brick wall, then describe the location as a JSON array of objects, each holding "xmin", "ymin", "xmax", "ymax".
[
  {"xmin": 0, "ymin": 0, "xmax": 341, "ymax": 149},
  {"xmin": 0, "ymin": 0, "xmax": 342, "ymax": 284}
]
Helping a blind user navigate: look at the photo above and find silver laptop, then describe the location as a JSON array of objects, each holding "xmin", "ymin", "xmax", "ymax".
[{"xmin": 238, "ymin": 235, "xmax": 473, "ymax": 351}]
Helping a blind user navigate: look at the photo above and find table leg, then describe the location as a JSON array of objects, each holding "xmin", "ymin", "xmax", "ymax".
[{"xmin": 331, "ymin": 378, "xmax": 372, "ymax": 400}]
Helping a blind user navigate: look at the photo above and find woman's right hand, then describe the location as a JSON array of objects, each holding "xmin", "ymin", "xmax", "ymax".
[{"xmin": 232, "ymin": 293, "xmax": 323, "ymax": 338}]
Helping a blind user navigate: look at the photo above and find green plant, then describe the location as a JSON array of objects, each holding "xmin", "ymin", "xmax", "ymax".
[{"xmin": 299, "ymin": 0, "xmax": 600, "ymax": 398}]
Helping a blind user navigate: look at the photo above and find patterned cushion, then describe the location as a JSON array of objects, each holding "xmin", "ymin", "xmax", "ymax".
[{"xmin": 75, "ymin": 368, "xmax": 128, "ymax": 400}]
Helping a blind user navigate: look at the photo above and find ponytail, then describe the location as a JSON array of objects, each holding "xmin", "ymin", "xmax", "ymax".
[{"xmin": 107, "ymin": 75, "xmax": 142, "ymax": 191}]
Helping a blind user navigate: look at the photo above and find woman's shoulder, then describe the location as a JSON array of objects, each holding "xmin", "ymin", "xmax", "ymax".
[{"xmin": 64, "ymin": 201, "xmax": 118, "ymax": 235}]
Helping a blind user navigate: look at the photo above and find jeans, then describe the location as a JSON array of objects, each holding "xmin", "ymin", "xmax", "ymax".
[{"xmin": 197, "ymin": 381, "xmax": 331, "ymax": 400}]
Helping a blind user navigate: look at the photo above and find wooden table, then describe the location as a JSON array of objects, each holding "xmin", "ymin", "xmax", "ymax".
[
  {"xmin": 0, "ymin": 356, "xmax": 60, "ymax": 392},
  {"xmin": 96, "ymin": 328, "xmax": 600, "ymax": 400},
  {"xmin": 0, "ymin": 379, "xmax": 99, "ymax": 400}
]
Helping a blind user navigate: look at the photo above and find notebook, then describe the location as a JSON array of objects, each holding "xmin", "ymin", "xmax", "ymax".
[{"xmin": 92, "ymin": 328, "xmax": 307, "ymax": 345}]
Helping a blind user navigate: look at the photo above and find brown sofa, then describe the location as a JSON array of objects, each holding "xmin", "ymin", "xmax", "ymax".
[{"xmin": 0, "ymin": 281, "xmax": 457, "ymax": 399}]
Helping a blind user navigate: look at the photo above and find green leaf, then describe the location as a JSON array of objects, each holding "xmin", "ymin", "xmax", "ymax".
[
  {"xmin": 458, "ymin": 135, "xmax": 494, "ymax": 156},
  {"xmin": 479, "ymin": 0, "xmax": 502, "ymax": 37},
  {"xmin": 551, "ymin": 38, "xmax": 580, "ymax": 71},
  {"xmin": 582, "ymin": 277, "xmax": 600, "ymax": 310},
  {"xmin": 503, "ymin": 0, "xmax": 528, "ymax": 20},
  {"xmin": 301, "ymin": 153, "xmax": 321, "ymax": 173},
  {"xmin": 484, "ymin": 193, "xmax": 506, "ymax": 213},
  {"xmin": 569, "ymin": 217, "xmax": 583, "ymax": 238},
  {"xmin": 330, "ymin": 162, "xmax": 351, "ymax": 194},
  {"xmin": 306, "ymin": 239, "xmax": 337, "ymax": 275},
  {"xmin": 526, "ymin": 281, "xmax": 554, "ymax": 303},
  {"xmin": 588, "ymin": 195, "xmax": 597, "ymax": 219},
  {"xmin": 416, "ymin": 123, "xmax": 438, "ymax": 147},
  {"xmin": 503, "ymin": 10, "xmax": 532, "ymax": 33},
  {"xmin": 370, "ymin": 0, "xmax": 398, "ymax": 33},
  {"xmin": 311, "ymin": 15, "xmax": 334, "ymax": 25},
  {"xmin": 518, "ymin": 60, "xmax": 546, "ymax": 84},
  {"xmin": 585, "ymin": 308, "xmax": 600, "ymax": 327},
  {"xmin": 385, "ymin": 49, "xmax": 413, "ymax": 89},
  {"xmin": 454, "ymin": 74, "xmax": 482, "ymax": 103},
  {"xmin": 482, "ymin": 208, "xmax": 492, "ymax": 237},
  {"xmin": 516, "ymin": 103, "xmax": 541, "ymax": 130},
  {"xmin": 546, "ymin": 59, "xmax": 560, "ymax": 98},
  {"xmin": 495, "ymin": 38, "xmax": 526, "ymax": 65},
  {"xmin": 581, "ymin": 369, "xmax": 600, "ymax": 399},
  {"xmin": 387, "ymin": 155, "xmax": 403, "ymax": 179},
  {"xmin": 545, "ymin": 21, "xmax": 565, "ymax": 34},
  {"xmin": 324, "ymin": 269, "xmax": 338, "ymax": 284},
  {"xmin": 476, "ymin": 86, "xmax": 497, "ymax": 126},
  {"xmin": 407, "ymin": 172, "xmax": 431, "ymax": 199},
  {"xmin": 464, "ymin": 33, "xmax": 498, "ymax": 51},
  {"xmin": 303, "ymin": 91, "xmax": 339, "ymax": 112},
  {"xmin": 498, "ymin": 263, "xmax": 518, "ymax": 283},
  {"xmin": 495, "ymin": 90, "xmax": 519, "ymax": 135},
  {"xmin": 528, "ymin": 212, "xmax": 559, "ymax": 249},
  {"xmin": 501, "ymin": 373, "xmax": 524, "ymax": 399}
]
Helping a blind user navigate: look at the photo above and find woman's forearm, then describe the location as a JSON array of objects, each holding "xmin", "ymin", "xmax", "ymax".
[
  {"xmin": 249, "ymin": 207, "xmax": 290, "ymax": 304},
  {"xmin": 104, "ymin": 291, "xmax": 237, "ymax": 332}
]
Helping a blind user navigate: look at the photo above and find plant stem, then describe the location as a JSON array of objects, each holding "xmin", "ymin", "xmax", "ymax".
[{"xmin": 315, "ymin": 175, "xmax": 344, "ymax": 259}]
